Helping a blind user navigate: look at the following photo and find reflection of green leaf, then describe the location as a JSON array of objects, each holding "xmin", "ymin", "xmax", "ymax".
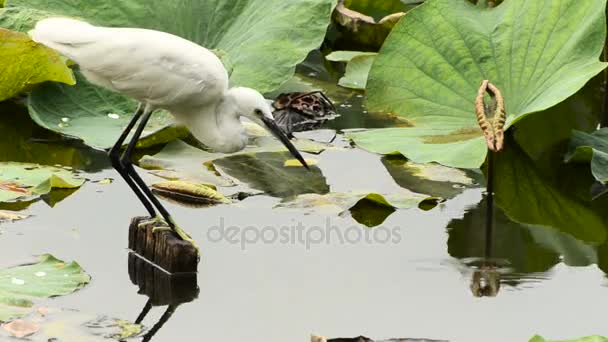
[
  {"xmin": 0, "ymin": 162, "xmax": 84, "ymax": 203},
  {"xmin": 214, "ymin": 152, "xmax": 329, "ymax": 198},
  {"xmin": 349, "ymin": 0, "xmax": 607, "ymax": 168},
  {"xmin": 140, "ymin": 134, "xmax": 328, "ymax": 188},
  {"xmin": 0, "ymin": 254, "xmax": 91, "ymax": 322},
  {"xmin": 382, "ymin": 154, "xmax": 476, "ymax": 200},
  {"xmin": 492, "ymin": 139, "xmax": 607, "ymax": 243},
  {"xmin": 2, "ymin": 0, "xmax": 335, "ymax": 148},
  {"xmin": 27, "ymin": 72, "xmax": 187, "ymax": 149},
  {"xmin": 0, "ymin": 28, "xmax": 74, "ymax": 102},
  {"xmin": 0, "ymin": 102, "xmax": 108, "ymax": 171},
  {"xmin": 448, "ymin": 197, "xmax": 595, "ymax": 277},
  {"xmin": 565, "ymin": 129, "xmax": 608, "ymax": 184},
  {"xmin": 529, "ymin": 335, "xmax": 608, "ymax": 342},
  {"xmin": 277, "ymin": 191, "xmax": 434, "ymax": 227}
]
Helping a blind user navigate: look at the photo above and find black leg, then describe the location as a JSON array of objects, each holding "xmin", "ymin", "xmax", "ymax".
[
  {"xmin": 108, "ymin": 104, "xmax": 156, "ymax": 216},
  {"xmin": 135, "ymin": 299, "xmax": 153, "ymax": 324},
  {"xmin": 141, "ymin": 305, "xmax": 177, "ymax": 342},
  {"xmin": 120, "ymin": 106, "xmax": 174, "ymax": 226}
]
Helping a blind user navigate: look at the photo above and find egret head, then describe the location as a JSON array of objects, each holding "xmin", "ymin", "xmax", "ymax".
[{"xmin": 227, "ymin": 87, "xmax": 309, "ymax": 169}]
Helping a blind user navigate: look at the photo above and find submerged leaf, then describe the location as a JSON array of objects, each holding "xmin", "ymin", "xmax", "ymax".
[
  {"xmin": 350, "ymin": 0, "xmax": 607, "ymax": 168},
  {"xmin": 0, "ymin": 162, "xmax": 84, "ymax": 203},
  {"xmin": 0, "ymin": 254, "xmax": 91, "ymax": 322},
  {"xmin": 0, "ymin": 28, "xmax": 74, "ymax": 101}
]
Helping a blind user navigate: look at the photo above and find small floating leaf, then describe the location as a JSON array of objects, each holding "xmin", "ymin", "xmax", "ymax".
[
  {"xmin": 0, "ymin": 162, "xmax": 84, "ymax": 203},
  {"xmin": 1, "ymin": 319, "xmax": 39, "ymax": 338},
  {"xmin": 0, "ymin": 254, "xmax": 91, "ymax": 322},
  {"xmin": 0, "ymin": 211, "xmax": 29, "ymax": 222},
  {"xmin": 151, "ymin": 181, "xmax": 230, "ymax": 205}
]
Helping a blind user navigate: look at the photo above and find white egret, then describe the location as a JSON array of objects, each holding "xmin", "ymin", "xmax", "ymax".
[{"xmin": 32, "ymin": 17, "xmax": 309, "ymax": 244}]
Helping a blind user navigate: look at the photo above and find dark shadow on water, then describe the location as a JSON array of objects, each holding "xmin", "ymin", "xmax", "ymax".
[
  {"xmin": 447, "ymin": 197, "xmax": 560, "ymax": 295},
  {"xmin": 126, "ymin": 252, "xmax": 199, "ymax": 342}
]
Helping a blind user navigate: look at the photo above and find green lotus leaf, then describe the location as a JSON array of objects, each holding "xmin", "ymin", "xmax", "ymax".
[
  {"xmin": 0, "ymin": 254, "xmax": 91, "ymax": 322},
  {"xmin": 349, "ymin": 0, "xmax": 607, "ymax": 168},
  {"xmin": 1, "ymin": 0, "xmax": 335, "ymax": 148},
  {"xmin": 0, "ymin": 28, "xmax": 74, "ymax": 102},
  {"xmin": 0, "ymin": 162, "xmax": 85, "ymax": 203}
]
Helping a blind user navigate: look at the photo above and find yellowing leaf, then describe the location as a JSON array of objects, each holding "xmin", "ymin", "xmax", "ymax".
[
  {"xmin": 0, "ymin": 28, "xmax": 74, "ymax": 101},
  {"xmin": 151, "ymin": 181, "xmax": 230, "ymax": 205},
  {"xmin": 283, "ymin": 158, "xmax": 318, "ymax": 167}
]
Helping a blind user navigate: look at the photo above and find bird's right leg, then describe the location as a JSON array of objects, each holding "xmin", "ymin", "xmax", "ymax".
[
  {"xmin": 108, "ymin": 103, "xmax": 156, "ymax": 217},
  {"xmin": 119, "ymin": 106, "xmax": 197, "ymax": 249}
]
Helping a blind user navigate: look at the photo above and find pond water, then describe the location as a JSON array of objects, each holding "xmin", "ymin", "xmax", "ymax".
[{"xmin": 1, "ymin": 54, "xmax": 608, "ymax": 342}]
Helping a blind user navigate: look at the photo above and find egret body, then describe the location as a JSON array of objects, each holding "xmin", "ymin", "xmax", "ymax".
[{"xmin": 32, "ymin": 17, "xmax": 308, "ymax": 244}]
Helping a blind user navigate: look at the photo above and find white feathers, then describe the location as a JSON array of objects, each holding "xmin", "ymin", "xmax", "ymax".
[{"xmin": 30, "ymin": 17, "xmax": 281, "ymax": 155}]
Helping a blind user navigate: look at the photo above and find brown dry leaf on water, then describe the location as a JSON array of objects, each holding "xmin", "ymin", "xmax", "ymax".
[
  {"xmin": 2, "ymin": 319, "xmax": 40, "ymax": 338},
  {"xmin": 0, "ymin": 210, "xmax": 29, "ymax": 222}
]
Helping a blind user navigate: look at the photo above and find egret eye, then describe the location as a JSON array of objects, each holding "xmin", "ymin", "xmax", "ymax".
[{"xmin": 254, "ymin": 109, "xmax": 263, "ymax": 116}]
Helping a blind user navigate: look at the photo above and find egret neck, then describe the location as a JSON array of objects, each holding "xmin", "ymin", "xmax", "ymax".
[{"xmin": 178, "ymin": 89, "xmax": 249, "ymax": 153}]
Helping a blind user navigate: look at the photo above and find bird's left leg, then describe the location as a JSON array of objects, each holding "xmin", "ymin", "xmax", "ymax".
[{"xmin": 119, "ymin": 105, "xmax": 196, "ymax": 248}]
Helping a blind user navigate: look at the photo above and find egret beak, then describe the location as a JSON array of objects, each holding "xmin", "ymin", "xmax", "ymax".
[{"xmin": 261, "ymin": 116, "xmax": 309, "ymax": 170}]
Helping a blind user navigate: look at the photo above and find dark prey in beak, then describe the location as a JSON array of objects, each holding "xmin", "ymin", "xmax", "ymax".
[{"xmin": 261, "ymin": 116, "xmax": 310, "ymax": 170}]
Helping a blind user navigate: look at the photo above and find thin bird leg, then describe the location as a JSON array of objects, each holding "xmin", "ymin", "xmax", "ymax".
[
  {"xmin": 108, "ymin": 104, "xmax": 156, "ymax": 216},
  {"xmin": 120, "ymin": 106, "xmax": 196, "ymax": 246}
]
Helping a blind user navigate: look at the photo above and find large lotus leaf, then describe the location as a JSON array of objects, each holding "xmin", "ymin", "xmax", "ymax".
[
  {"xmin": 492, "ymin": 139, "xmax": 607, "ymax": 243},
  {"xmin": 0, "ymin": 254, "xmax": 91, "ymax": 322},
  {"xmin": 0, "ymin": 162, "xmax": 84, "ymax": 203},
  {"xmin": 529, "ymin": 336, "xmax": 608, "ymax": 342},
  {"xmin": 0, "ymin": 28, "xmax": 73, "ymax": 102},
  {"xmin": 349, "ymin": 0, "xmax": 607, "ymax": 168},
  {"xmin": 1, "ymin": 0, "xmax": 335, "ymax": 149},
  {"xmin": 565, "ymin": 128, "xmax": 608, "ymax": 184},
  {"xmin": 27, "ymin": 71, "xmax": 187, "ymax": 149}
]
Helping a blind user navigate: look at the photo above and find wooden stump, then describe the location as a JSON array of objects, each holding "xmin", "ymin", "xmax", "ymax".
[{"xmin": 128, "ymin": 216, "xmax": 199, "ymax": 274}]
